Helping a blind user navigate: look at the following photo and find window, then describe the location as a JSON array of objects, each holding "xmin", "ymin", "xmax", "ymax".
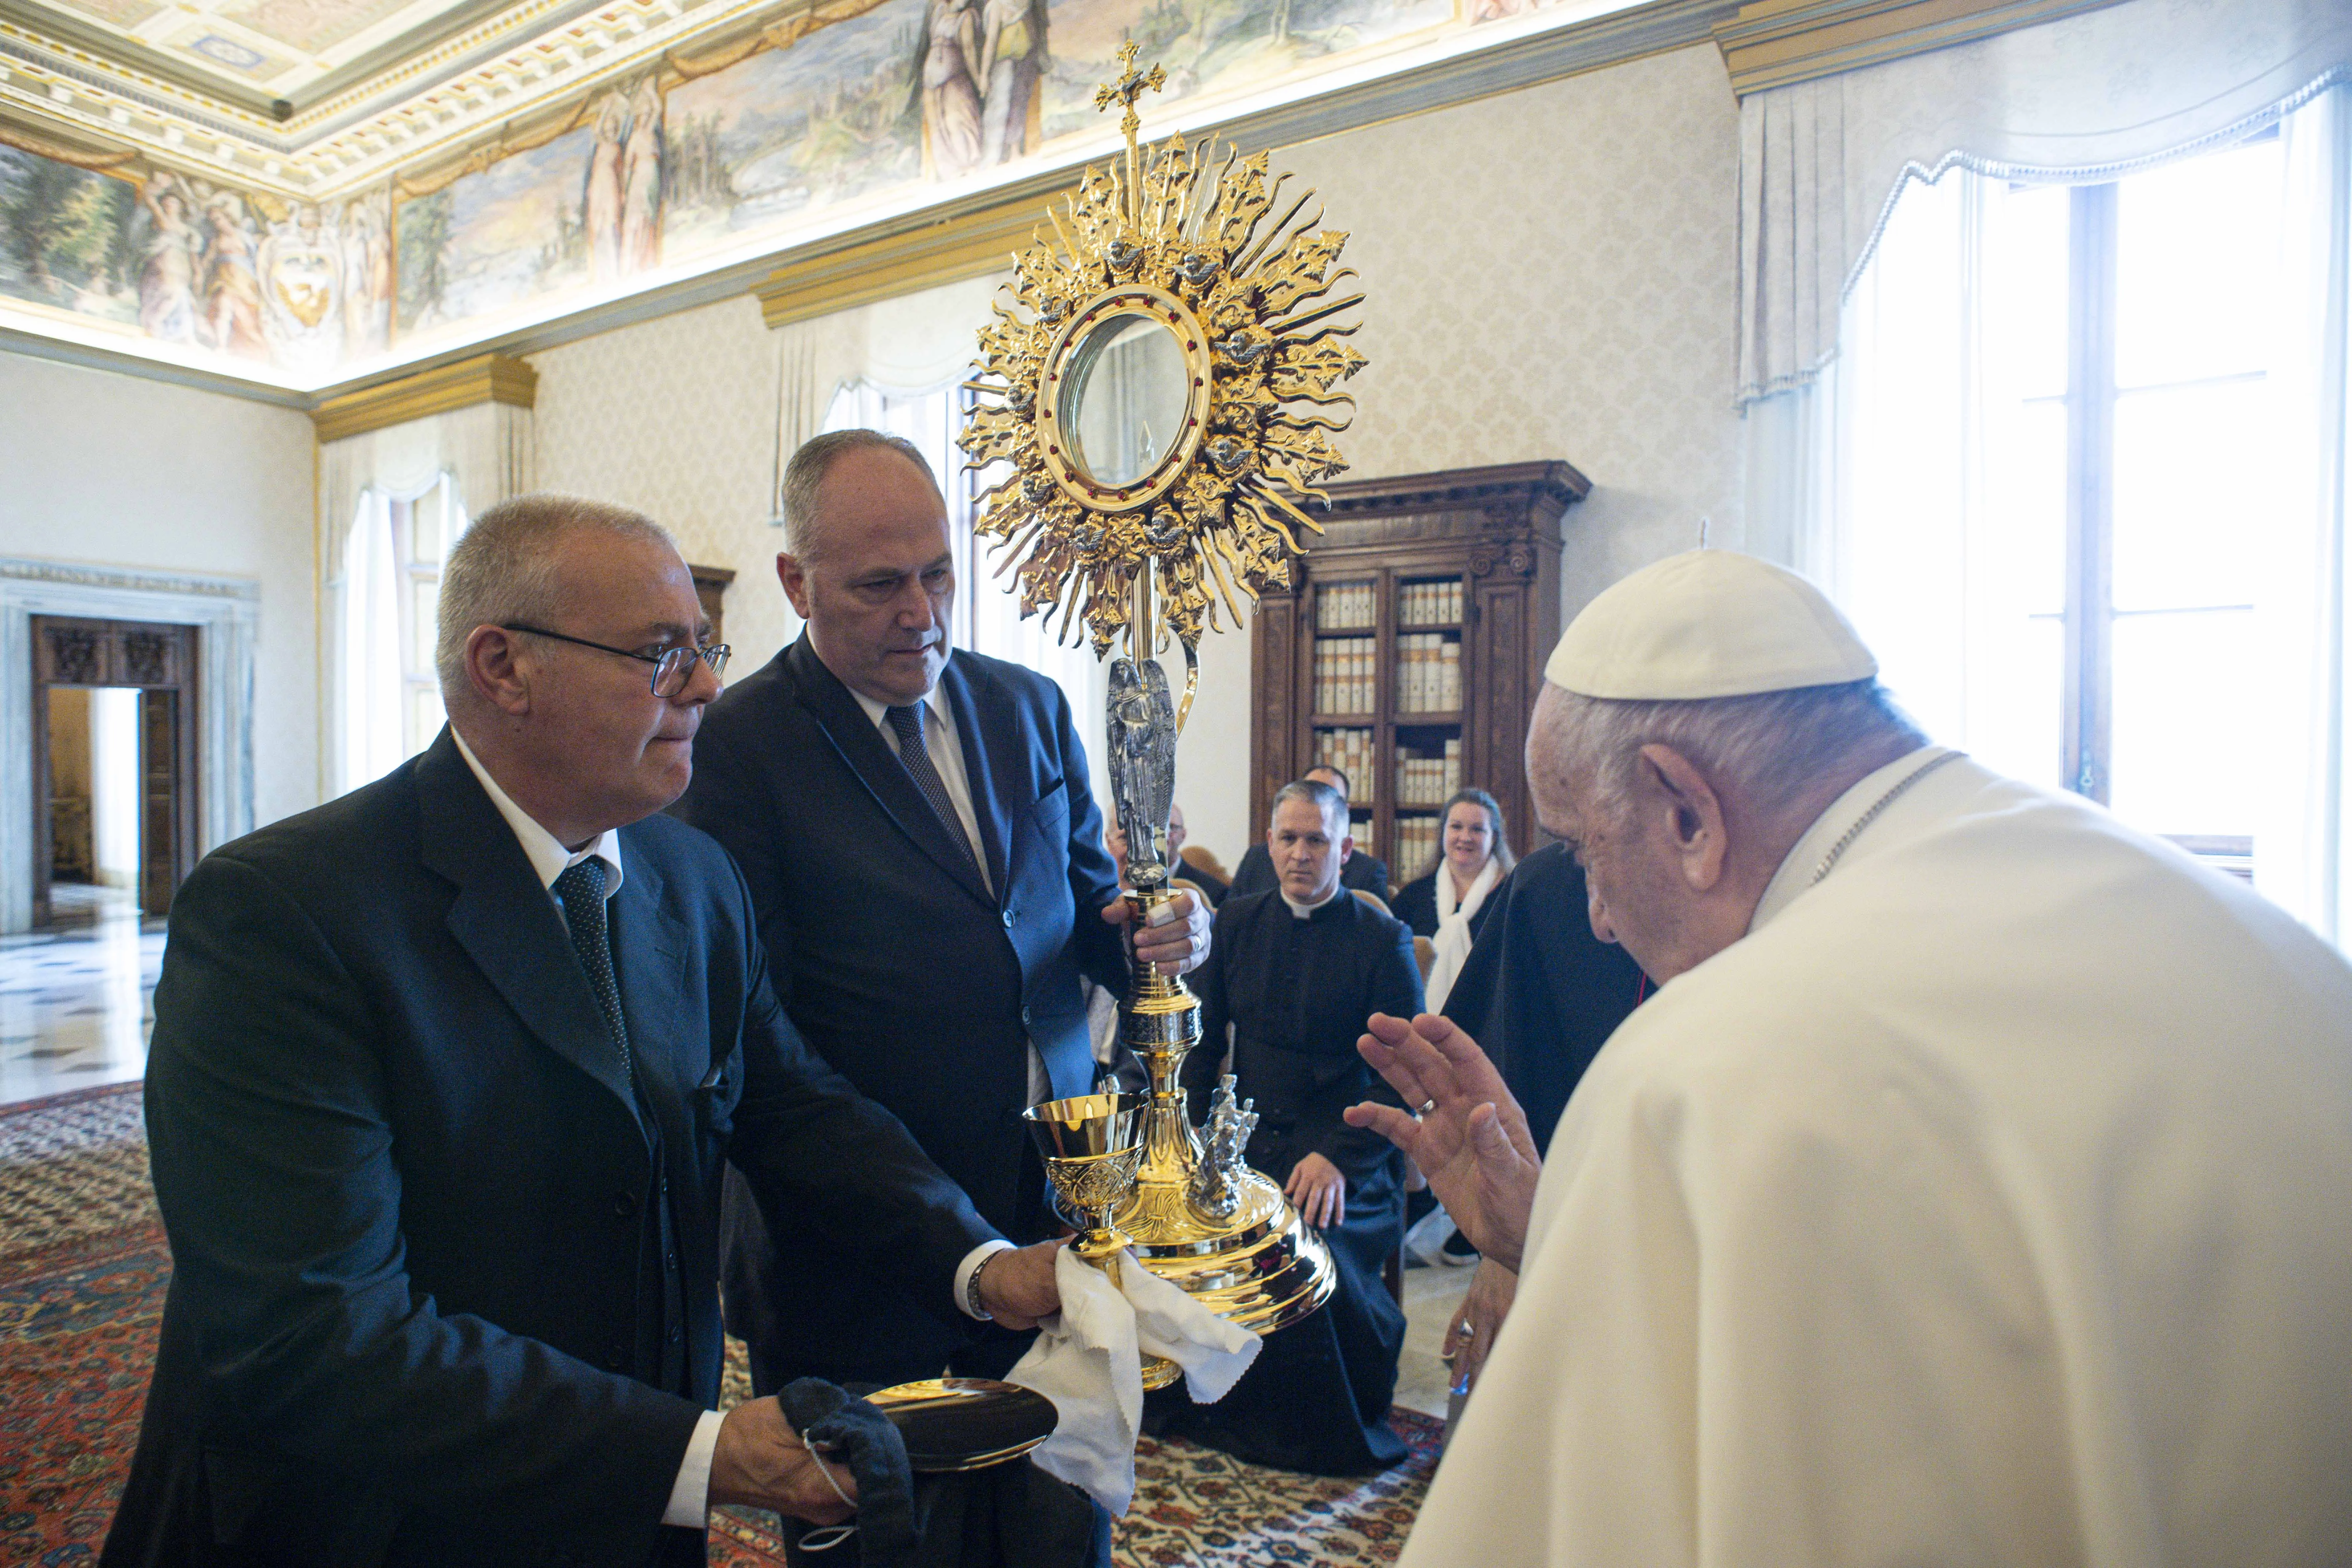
[
  {"xmin": 1820, "ymin": 132, "xmax": 2291, "ymax": 875},
  {"xmin": 341, "ymin": 473, "xmax": 462, "ymax": 791}
]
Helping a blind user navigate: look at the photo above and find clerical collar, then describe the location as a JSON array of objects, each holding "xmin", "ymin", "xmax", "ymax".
[
  {"xmin": 1749, "ymin": 745, "xmax": 1956, "ymax": 935},
  {"xmin": 1281, "ymin": 885, "xmax": 1344, "ymax": 919}
]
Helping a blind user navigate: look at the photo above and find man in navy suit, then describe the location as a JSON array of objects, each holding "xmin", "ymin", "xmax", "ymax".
[
  {"xmin": 104, "ymin": 495, "xmax": 1061, "ymax": 1568},
  {"xmin": 674, "ymin": 431, "xmax": 1211, "ymax": 1401}
]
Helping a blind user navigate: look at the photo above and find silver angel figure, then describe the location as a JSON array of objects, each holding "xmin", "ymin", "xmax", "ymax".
[
  {"xmin": 1189, "ymin": 1075, "xmax": 1259, "ymax": 1219},
  {"xmin": 1106, "ymin": 655, "xmax": 1177, "ymax": 890}
]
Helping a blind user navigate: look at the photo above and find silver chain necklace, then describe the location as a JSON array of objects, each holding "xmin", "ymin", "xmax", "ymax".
[{"xmin": 1809, "ymin": 751, "xmax": 1963, "ymax": 887}]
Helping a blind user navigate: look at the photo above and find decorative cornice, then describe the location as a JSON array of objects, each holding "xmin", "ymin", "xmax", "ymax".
[
  {"xmin": 0, "ymin": 556, "xmax": 263, "ymax": 602},
  {"xmin": 310, "ymin": 353, "xmax": 538, "ymax": 442},
  {"xmin": 752, "ymin": 185, "xmax": 1084, "ymax": 331},
  {"xmin": 1712, "ymin": 0, "xmax": 2130, "ymax": 96}
]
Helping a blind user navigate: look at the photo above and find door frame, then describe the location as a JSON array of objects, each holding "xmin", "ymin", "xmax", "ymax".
[{"xmin": 0, "ymin": 558, "xmax": 258, "ymax": 935}]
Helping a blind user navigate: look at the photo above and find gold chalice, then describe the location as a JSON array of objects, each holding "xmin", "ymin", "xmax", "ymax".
[{"xmin": 1022, "ymin": 1091, "xmax": 1179, "ymax": 1390}]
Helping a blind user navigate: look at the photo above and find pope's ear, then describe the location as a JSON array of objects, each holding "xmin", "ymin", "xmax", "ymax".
[{"xmin": 1637, "ymin": 743, "xmax": 1728, "ymax": 892}]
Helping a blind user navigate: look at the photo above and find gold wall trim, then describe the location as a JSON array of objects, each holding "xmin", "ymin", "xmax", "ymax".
[
  {"xmin": 310, "ymin": 352, "xmax": 537, "ymax": 443},
  {"xmin": 1714, "ymin": 0, "xmax": 2128, "ymax": 95},
  {"xmin": 751, "ymin": 185, "xmax": 1083, "ymax": 330}
]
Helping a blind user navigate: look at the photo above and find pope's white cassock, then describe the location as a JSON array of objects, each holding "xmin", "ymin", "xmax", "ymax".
[{"xmin": 1406, "ymin": 603, "xmax": 2352, "ymax": 1565}]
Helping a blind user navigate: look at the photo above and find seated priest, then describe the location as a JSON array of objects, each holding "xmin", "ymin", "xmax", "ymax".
[
  {"xmin": 1348, "ymin": 550, "xmax": 2352, "ymax": 1567},
  {"xmin": 101, "ymin": 494, "xmax": 1062, "ymax": 1568},
  {"xmin": 1222, "ymin": 764, "xmax": 1392, "ymax": 901},
  {"xmin": 1153, "ymin": 779, "xmax": 1423, "ymax": 1475}
]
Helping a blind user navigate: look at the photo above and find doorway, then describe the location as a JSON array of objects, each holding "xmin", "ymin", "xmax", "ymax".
[{"xmin": 32, "ymin": 617, "xmax": 199, "ymax": 926}]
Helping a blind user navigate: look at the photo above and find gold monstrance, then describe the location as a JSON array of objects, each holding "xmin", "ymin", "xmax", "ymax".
[{"xmin": 961, "ymin": 45, "xmax": 1367, "ymax": 1375}]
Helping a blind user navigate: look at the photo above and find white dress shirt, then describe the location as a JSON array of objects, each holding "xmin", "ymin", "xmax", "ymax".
[{"xmin": 452, "ymin": 729, "xmax": 1008, "ymax": 1530}]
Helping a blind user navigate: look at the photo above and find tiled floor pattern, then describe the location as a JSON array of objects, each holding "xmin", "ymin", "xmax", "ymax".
[{"xmin": 0, "ymin": 885, "xmax": 163, "ymax": 1107}]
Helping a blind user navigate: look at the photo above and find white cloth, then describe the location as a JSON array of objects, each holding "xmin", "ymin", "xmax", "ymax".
[
  {"xmin": 1007, "ymin": 1245, "xmax": 1260, "ymax": 1516},
  {"xmin": 1404, "ymin": 749, "xmax": 2352, "ymax": 1567},
  {"xmin": 1423, "ymin": 858, "xmax": 1499, "ymax": 1015}
]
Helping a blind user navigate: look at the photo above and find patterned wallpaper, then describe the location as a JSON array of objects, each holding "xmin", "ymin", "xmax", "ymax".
[{"xmin": 532, "ymin": 41, "xmax": 1749, "ymax": 864}]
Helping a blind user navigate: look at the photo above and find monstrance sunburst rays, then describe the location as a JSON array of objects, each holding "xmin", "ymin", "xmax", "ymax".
[{"xmin": 958, "ymin": 43, "xmax": 1367, "ymax": 663}]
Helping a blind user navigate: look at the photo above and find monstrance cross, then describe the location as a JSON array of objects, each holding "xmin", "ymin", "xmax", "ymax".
[{"xmin": 1094, "ymin": 41, "xmax": 1166, "ymax": 149}]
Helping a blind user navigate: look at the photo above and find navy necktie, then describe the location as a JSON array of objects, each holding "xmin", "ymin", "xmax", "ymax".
[
  {"xmin": 887, "ymin": 702, "xmax": 982, "ymax": 877},
  {"xmin": 553, "ymin": 857, "xmax": 633, "ymax": 1082}
]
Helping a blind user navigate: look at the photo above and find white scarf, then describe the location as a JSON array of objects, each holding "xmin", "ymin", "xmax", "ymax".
[{"xmin": 1424, "ymin": 856, "xmax": 1500, "ymax": 1014}]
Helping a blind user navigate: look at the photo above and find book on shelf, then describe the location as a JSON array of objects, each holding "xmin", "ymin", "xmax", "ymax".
[{"xmin": 1398, "ymin": 578, "xmax": 1463, "ymax": 627}]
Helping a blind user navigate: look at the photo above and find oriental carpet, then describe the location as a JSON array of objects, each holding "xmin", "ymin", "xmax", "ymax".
[{"xmin": 0, "ymin": 1085, "xmax": 1437, "ymax": 1566}]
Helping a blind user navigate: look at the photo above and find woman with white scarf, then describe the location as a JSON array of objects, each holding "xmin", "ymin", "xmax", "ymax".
[{"xmin": 1390, "ymin": 789, "xmax": 1515, "ymax": 1014}]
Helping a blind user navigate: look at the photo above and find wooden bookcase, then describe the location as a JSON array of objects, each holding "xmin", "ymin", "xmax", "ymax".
[{"xmin": 1249, "ymin": 461, "xmax": 1590, "ymax": 887}]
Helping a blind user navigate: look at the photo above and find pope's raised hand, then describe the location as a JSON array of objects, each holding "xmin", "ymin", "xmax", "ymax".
[{"xmin": 1342, "ymin": 1012, "xmax": 1541, "ymax": 1271}]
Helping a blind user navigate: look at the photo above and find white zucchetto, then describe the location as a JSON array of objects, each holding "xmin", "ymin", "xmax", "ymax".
[{"xmin": 1545, "ymin": 549, "xmax": 1877, "ymax": 700}]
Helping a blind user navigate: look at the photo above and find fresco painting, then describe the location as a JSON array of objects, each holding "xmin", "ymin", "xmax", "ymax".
[
  {"xmin": 0, "ymin": 0, "xmax": 1594, "ymax": 380},
  {"xmin": 665, "ymin": 0, "xmax": 924, "ymax": 252},
  {"xmin": 1037, "ymin": 0, "xmax": 1454, "ymax": 140},
  {"xmin": 0, "ymin": 139, "xmax": 396, "ymax": 368},
  {"xmin": 397, "ymin": 126, "xmax": 599, "ymax": 335}
]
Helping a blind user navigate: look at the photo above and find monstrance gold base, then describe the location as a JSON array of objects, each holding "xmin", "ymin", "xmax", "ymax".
[{"xmin": 1106, "ymin": 883, "xmax": 1337, "ymax": 1343}]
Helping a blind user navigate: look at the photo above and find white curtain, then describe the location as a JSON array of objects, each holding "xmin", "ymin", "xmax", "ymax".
[
  {"xmin": 320, "ymin": 401, "xmax": 532, "ymax": 797},
  {"xmin": 1736, "ymin": 0, "xmax": 2352, "ymax": 405},
  {"xmin": 339, "ymin": 484, "xmax": 409, "ymax": 793},
  {"xmin": 2260, "ymin": 84, "xmax": 2352, "ymax": 940}
]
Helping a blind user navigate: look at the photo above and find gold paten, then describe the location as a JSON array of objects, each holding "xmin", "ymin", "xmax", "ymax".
[{"xmin": 966, "ymin": 48, "xmax": 1353, "ymax": 1353}]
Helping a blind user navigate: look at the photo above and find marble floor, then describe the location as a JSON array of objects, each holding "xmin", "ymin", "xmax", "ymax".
[
  {"xmin": 0, "ymin": 883, "xmax": 163, "ymax": 1107},
  {"xmin": 1395, "ymin": 1256, "xmax": 1475, "ymax": 1419}
]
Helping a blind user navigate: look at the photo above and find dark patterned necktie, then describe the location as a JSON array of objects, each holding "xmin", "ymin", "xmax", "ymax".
[
  {"xmin": 888, "ymin": 702, "xmax": 982, "ymax": 876},
  {"xmin": 553, "ymin": 857, "xmax": 633, "ymax": 1082}
]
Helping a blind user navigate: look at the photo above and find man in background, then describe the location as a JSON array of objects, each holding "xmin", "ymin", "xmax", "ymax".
[
  {"xmin": 1223, "ymin": 764, "xmax": 1392, "ymax": 900},
  {"xmin": 1157, "ymin": 779, "xmax": 1422, "ymax": 1475}
]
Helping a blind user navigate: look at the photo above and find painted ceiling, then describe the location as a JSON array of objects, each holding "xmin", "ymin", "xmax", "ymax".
[
  {"xmin": 0, "ymin": 0, "xmax": 1665, "ymax": 393},
  {"xmin": 15, "ymin": 0, "xmax": 508, "ymax": 105}
]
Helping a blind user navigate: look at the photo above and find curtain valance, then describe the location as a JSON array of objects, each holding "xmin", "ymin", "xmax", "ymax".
[{"xmin": 1737, "ymin": 0, "xmax": 2352, "ymax": 404}]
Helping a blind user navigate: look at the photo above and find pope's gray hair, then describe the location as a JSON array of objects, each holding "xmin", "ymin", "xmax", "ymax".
[
  {"xmin": 435, "ymin": 492, "xmax": 676, "ymax": 694},
  {"xmin": 1543, "ymin": 678, "xmax": 1927, "ymax": 828},
  {"xmin": 777, "ymin": 428, "xmax": 940, "ymax": 562}
]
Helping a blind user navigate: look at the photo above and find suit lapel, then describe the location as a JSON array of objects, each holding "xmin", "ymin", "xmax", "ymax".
[
  {"xmin": 939, "ymin": 653, "xmax": 1014, "ymax": 899},
  {"xmin": 785, "ymin": 635, "xmax": 994, "ymax": 907},
  {"xmin": 416, "ymin": 732, "xmax": 648, "ymax": 1138}
]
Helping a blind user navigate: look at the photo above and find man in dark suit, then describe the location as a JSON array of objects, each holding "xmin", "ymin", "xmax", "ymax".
[
  {"xmin": 104, "ymin": 495, "xmax": 1060, "ymax": 1568},
  {"xmin": 673, "ymin": 430, "xmax": 1210, "ymax": 1401},
  {"xmin": 1223, "ymin": 765, "xmax": 1392, "ymax": 900}
]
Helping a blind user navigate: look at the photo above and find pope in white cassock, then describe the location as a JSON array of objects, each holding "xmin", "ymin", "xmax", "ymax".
[{"xmin": 1346, "ymin": 550, "xmax": 2352, "ymax": 1567}]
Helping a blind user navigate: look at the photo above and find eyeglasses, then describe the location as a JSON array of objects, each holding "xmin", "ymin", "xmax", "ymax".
[{"xmin": 501, "ymin": 624, "xmax": 730, "ymax": 697}]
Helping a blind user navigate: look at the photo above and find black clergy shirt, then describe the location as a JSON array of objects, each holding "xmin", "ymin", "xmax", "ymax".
[{"xmin": 1180, "ymin": 887, "xmax": 1423, "ymax": 1189}]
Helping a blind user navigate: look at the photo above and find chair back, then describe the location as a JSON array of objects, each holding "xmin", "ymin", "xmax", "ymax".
[
  {"xmin": 1179, "ymin": 844, "xmax": 1231, "ymax": 883},
  {"xmin": 1411, "ymin": 934, "xmax": 1435, "ymax": 982},
  {"xmin": 1349, "ymin": 887, "xmax": 1394, "ymax": 919}
]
